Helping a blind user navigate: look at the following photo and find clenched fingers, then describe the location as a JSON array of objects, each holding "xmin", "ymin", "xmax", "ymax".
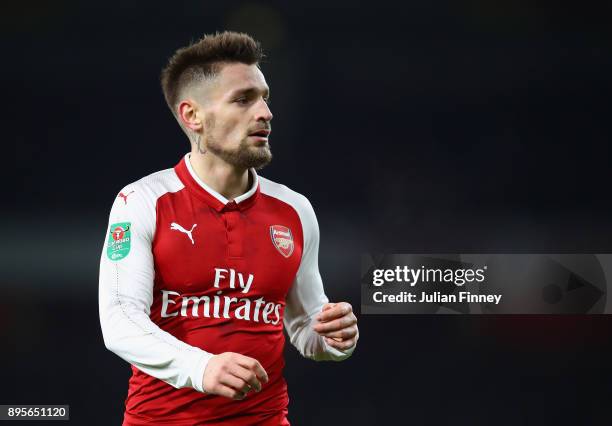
[
  {"xmin": 325, "ymin": 336, "xmax": 358, "ymax": 350},
  {"xmin": 235, "ymin": 356, "xmax": 269, "ymax": 384},
  {"xmin": 202, "ymin": 352, "xmax": 269, "ymax": 400},
  {"xmin": 317, "ymin": 325, "xmax": 358, "ymax": 340},
  {"xmin": 220, "ymin": 374, "xmax": 251, "ymax": 396},
  {"xmin": 317, "ymin": 302, "xmax": 353, "ymax": 323},
  {"xmin": 313, "ymin": 314, "xmax": 357, "ymax": 334},
  {"xmin": 230, "ymin": 364, "xmax": 262, "ymax": 392},
  {"xmin": 215, "ymin": 383, "xmax": 248, "ymax": 400}
]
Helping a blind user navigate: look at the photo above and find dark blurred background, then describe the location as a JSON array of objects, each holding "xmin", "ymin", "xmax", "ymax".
[{"xmin": 2, "ymin": 0, "xmax": 612, "ymax": 424}]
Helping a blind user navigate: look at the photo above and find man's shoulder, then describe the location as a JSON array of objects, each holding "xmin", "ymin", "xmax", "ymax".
[
  {"xmin": 112, "ymin": 167, "xmax": 184, "ymax": 212},
  {"xmin": 121, "ymin": 167, "xmax": 184, "ymax": 199},
  {"xmin": 258, "ymin": 175, "xmax": 315, "ymax": 216}
]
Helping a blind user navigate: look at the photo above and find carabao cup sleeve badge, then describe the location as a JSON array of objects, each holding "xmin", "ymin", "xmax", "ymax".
[{"xmin": 107, "ymin": 222, "xmax": 132, "ymax": 261}]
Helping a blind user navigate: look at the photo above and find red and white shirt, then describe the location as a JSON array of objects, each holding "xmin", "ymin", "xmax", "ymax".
[{"xmin": 99, "ymin": 154, "xmax": 354, "ymax": 425}]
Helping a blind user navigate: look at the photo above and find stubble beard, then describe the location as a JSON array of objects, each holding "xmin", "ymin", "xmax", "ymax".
[{"xmin": 203, "ymin": 114, "xmax": 273, "ymax": 170}]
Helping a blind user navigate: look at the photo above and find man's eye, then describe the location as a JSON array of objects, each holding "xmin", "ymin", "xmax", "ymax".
[{"xmin": 235, "ymin": 98, "xmax": 249, "ymax": 104}]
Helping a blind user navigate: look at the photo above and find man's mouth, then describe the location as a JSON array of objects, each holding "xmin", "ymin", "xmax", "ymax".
[{"xmin": 249, "ymin": 129, "xmax": 271, "ymax": 138}]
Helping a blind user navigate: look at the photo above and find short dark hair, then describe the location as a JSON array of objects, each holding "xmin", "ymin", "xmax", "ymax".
[{"xmin": 160, "ymin": 31, "xmax": 264, "ymax": 118}]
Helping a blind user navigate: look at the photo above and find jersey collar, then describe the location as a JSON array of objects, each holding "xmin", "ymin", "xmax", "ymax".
[{"xmin": 175, "ymin": 153, "xmax": 260, "ymax": 212}]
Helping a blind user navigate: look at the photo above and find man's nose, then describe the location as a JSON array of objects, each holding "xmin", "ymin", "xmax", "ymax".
[{"xmin": 255, "ymin": 99, "xmax": 273, "ymax": 122}]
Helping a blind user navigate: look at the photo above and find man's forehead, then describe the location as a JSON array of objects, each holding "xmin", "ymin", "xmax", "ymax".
[{"xmin": 214, "ymin": 63, "xmax": 269, "ymax": 94}]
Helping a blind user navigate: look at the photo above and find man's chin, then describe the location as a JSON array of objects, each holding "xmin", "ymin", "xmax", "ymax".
[
  {"xmin": 250, "ymin": 144, "xmax": 270, "ymax": 154},
  {"xmin": 249, "ymin": 151, "xmax": 272, "ymax": 170},
  {"xmin": 207, "ymin": 140, "xmax": 272, "ymax": 170},
  {"xmin": 229, "ymin": 145, "xmax": 272, "ymax": 170}
]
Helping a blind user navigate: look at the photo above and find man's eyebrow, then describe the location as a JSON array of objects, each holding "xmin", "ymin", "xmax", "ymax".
[{"xmin": 229, "ymin": 87, "xmax": 270, "ymax": 98}]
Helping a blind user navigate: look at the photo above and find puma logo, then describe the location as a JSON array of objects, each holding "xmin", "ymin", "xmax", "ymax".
[
  {"xmin": 118, "ymin": 190, "xmax": 135, "ymax": 205},
  {"xmin": 170, "ymin": 222, "xmax": 197, "ymax": 245}
]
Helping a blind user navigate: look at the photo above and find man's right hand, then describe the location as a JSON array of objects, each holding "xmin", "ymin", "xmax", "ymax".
[{"xmin": 202, "ymin": 352, "xmax": 269, "ymax": 400}]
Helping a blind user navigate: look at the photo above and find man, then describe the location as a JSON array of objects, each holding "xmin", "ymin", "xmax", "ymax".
[{"xmin": 99, "ymin": 31, "xmax": 358, "ymax": 425}]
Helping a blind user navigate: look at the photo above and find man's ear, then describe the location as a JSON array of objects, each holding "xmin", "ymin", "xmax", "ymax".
[{"xmin": 178, "ymin": 99, "xmax": 203, "ymax": 132}]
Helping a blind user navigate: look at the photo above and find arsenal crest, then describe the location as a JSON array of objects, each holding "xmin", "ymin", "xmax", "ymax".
[{"xmin": 270, "ymin": 225, "xmax": 294, "ymax": 258}]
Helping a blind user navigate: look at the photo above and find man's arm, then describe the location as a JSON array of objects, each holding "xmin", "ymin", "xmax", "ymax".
[
  {"xmin": 283, "ymin": 195, "xmax": 358, "ymax": 361},
  {"xmin": 99, "ymin": 183, "xmax": 213, "ymax": 391},
  {"xmin": 99, "ymin": 183, "xmax": 267, "ymax": 399}
]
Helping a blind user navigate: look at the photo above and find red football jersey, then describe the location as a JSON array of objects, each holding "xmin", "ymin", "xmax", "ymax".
[{"xmin": 99, "ymin": 154, "xmax": 353, "ymax": 425}]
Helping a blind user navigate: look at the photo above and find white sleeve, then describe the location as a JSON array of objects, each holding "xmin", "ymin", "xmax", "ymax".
[
  {"xmin": 283, "ymin": 196, "xmax": 356, "ymax": 361},
  {"xmin": 98, "ymin": 183, "xmax": 213, "ymax": 392}
]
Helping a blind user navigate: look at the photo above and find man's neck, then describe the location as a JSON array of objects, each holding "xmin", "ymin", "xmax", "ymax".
[{"xmin": 188, "ymin": 151, "xmax": 251, "ymax": 201}]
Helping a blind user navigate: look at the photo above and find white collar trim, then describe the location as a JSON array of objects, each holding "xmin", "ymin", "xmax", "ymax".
[{"xmin": 184, "ymin": 153, "xmax": 258, "ymax": 205}]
